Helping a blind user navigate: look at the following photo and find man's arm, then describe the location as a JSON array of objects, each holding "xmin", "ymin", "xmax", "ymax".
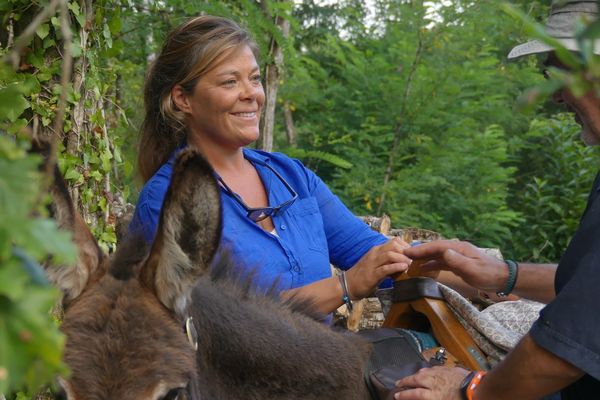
[
  {"xmin": 510, "ymin": 263, "xmax": 556, "ymax": 303},
  {"xmin": 475, "ymin": 334, "xmax": 584, "ymax": 399},
  {"xmin": 403, "ymin": 241, "xmax": 557, "ymax": 303},
  {"xmin": 395, "ymin": 334, "xmax": 584, "ymax": 400}
]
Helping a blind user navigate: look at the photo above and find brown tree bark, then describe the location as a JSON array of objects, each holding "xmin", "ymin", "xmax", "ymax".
[
  {"xmin": 65, "ymin": 0, "xmax": 95, "ymax": 220},
  {"xmin": 258, "ymin": 2, "xmax": 290, "ymax": 152},
  {"xmin": 377, "ymin": 25, "xmax": 424, "ymax": 216},
  {"xmin": 283, "ymin": 100, "xmax": 296, "ymax": 146}
]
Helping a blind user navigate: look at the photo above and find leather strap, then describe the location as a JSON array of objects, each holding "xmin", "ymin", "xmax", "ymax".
[{"xmin": 391, "ymin": 277, "xmax": 445, "ymax": 303}]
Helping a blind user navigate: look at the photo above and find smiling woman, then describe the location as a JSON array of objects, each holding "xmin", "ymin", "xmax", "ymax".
[
  {"xmin": 171, "ymin": 46, "xmax": 265, "ymax": 153},
  {"xmin": 129, "ymin": 15, "xmax": 413, "ymax": 317}
]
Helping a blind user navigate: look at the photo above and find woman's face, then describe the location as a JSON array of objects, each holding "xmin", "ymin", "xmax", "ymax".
[{"xmin": 174, "ymin": 45, "xmax": 265, "ymax": 151}]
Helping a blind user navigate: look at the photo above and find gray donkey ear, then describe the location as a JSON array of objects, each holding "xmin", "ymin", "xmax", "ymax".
[
  {"xmin": 31, "ymin": 139, "xmax": 105, "ymax": 303},
  {"xmin": 141, "ymin": 148, "xmax": 222, "ymax": 317}
]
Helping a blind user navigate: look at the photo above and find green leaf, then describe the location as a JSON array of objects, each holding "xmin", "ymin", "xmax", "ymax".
[
  {"xmin": 64, "ymin": 168, "xmax": 82, "ymax": 182},
  {"xmin": 43, "ymin": 37, "xmax": 56, "ymax": 49},
  {"xmin": 284, "ymin": 148, "xmax": 353, "ymax": 169},
  {"xmin": 103, "ymin": 23, "xmax": 113, "ymax": 48},
  {"xmin": 0, "ymin": 86, "xmax": 30, "ymax": 122},
  {"xmin": 108, "ymin": 15, "xmax": 122, "ymax": 34},
  {"xmin": 75, "ymin": 13, "xmax": 86, "ymax": 28},
  {"xmin": 100, "ymin": 150, "xmax": 113, "ymax": 172},
  {"xmin": 580, "ymin": 18, "xmax": 600, "ymax": 40},
  {"xmin": 0, "ymin": 260, "xmax": 28, "ymax": 300},
  {"xmin": 90, "ymin": 170, "xmax": 103, "ymax": 181},
  {"xmin": 35, "ymin": 23, "xmax": 50, "ymax": 40},
  {"xmin": 71, "ymin": 40, "xmax": 83, "ymax": 58},
  {"xmin": 68, "ymin": 1, "xmax": 80, "ymax": 16}
]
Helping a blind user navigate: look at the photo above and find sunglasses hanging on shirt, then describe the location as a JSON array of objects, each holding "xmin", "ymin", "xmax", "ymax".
[{"xmin": 216, "ymin": 162, "xmax": 298, "ymax": 222}]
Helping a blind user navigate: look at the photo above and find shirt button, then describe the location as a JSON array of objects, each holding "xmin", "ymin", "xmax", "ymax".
[
  {"xmin": 280, "ymin": 224, "xmax": 287, "ymax": 230},
  {"xmin": 293, "ymin": 266, "xmax": 300, "ymax": 272}
]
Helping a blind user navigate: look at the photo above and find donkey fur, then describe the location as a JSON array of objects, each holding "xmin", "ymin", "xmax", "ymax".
[{"xmin": 43, "ymin": 146, "xmax": 372, "ymax": 400}]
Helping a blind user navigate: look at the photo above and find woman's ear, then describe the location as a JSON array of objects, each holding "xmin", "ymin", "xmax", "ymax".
[{"xmin": 171, "ymin": 84, "xmax": 192, "ymax": 114}]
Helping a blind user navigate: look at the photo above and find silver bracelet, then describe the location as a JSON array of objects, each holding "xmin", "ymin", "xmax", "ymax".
[{"xmin": 338, "ymin": 270, "xmax": 353, "ymax": 312}]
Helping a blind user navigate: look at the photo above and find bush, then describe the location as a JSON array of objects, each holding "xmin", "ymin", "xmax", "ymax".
[
  {"xmin": 0, "ymin": 134, "xmax": 75, "ymax": 395},
  {"xmin": 506, "ymin": 114, "xmax": 600, "ymax": 262}
]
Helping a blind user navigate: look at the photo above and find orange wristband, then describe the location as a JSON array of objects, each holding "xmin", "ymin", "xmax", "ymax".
[{"xmin": 465, "ymin": 371, "xmax": 487, "ymax": 400}]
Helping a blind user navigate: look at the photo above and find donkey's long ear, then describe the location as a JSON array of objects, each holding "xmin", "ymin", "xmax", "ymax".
[
  {"xmin": 31, "ymin": 139, "xmax": 105, "ymax": 302},
  {"xmin": 141, "ymin": 149, "xmax": 221, "ymax": 316}
]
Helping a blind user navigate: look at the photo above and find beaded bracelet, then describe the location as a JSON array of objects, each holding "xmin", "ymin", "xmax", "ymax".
[
  {"xmin": 338, "ymin": 270, "xmax": 353, "ymax": 312},
  {"xmin": 496, "ymin": 259, "xmax": 519, "ymax": 297}
]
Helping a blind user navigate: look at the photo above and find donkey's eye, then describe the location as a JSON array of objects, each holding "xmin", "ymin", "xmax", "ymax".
[
  {"xmin": 161, "ymin": 388, "xmax": 183, "ymax": 400},
  {"xmin": 55, "ymin": 389, "xmax": 68, "ymax": 400}
]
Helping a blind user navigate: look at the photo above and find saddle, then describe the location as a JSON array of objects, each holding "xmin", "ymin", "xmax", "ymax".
[
  {"xmin": 359, "ymin": 261, "xmax": 489, "ymax": 400},
  {"xmin": 358, "ymin": 327, "xmax": 445, "ymax": 400}
]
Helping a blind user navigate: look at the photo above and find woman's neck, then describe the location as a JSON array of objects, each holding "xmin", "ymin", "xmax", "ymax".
[{"xmin": 187, "ymin": 135, "xmax": 247, "ymax": 176}]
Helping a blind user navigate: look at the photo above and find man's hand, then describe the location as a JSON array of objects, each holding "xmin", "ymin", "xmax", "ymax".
[
  {"xmin": 403, "ymin": 240, "xmax": 508, "ymax": 293},
  {"xmin": 394, "ymin": 366, "xmax": 470, "ymax": 400}
]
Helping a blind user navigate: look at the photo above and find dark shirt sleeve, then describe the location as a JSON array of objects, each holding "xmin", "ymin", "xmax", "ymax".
[{"xmin": 529, "ymin": 173, "xmax": 600, "ymax": 381}]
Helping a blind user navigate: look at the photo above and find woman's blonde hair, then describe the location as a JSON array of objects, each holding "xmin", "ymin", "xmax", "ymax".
[{"xmin": 138, "ymin": 15, "xmax": 259, "ymax": 182}]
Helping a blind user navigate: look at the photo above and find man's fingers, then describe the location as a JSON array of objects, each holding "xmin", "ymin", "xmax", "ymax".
[
  {"xmin": 396, "ymin": 368, "xmax": 434, "ymax": 389},
  {"xmin": 394, "ymin": 387, "xmax": 433, "ymax": 400},
  {"xmin": 403, "ymin": 240, "xmax": 478, "ymax": 260}
]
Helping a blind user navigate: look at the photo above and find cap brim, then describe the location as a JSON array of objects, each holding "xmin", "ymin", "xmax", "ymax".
[{"xmin": 508, "ymin": 38, "xmax": 600, "ymax": 59}]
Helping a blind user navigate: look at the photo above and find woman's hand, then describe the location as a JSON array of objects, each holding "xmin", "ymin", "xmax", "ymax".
[
  {"xmin": 402, "ymin": 240, "xmax": 509, "ymax": 293},
  {"xmin": 394, "ymin": 366, "xmax": 470, "ymax": 400},
  {"xmin": 345, "ymin": 237, "xmax": 411, "ymax": 299}
]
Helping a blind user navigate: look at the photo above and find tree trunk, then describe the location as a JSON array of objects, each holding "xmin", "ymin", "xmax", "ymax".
[
  {"xmin": 377, "ymin": 22, "xmax": 424, "ymax": 215},
  {"xmin": 283, "ymin": 100, "xmax": 296, "ymax": 146},
  {"xmin": 258, "ymin": 3, "xmax": 290, "ymax": 151},
  {"xmin": 65, "ymin": 0, "xmax": 95, "ymax": 221}
]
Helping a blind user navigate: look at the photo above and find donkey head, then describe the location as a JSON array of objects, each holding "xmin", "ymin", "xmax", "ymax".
[{"xmin": 45, "ymin": 148, "xmax": 221, "ymax": 400}]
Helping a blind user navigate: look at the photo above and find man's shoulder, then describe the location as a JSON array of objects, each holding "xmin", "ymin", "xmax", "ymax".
[{"xmin": 592, "ymin": 170, "xmax": 600, "ymax": 193}]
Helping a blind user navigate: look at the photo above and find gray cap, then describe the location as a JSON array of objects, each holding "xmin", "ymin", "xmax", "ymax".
[{"xmin": 508, "ymin": 0, "xmax": 600, "ymax": 59}]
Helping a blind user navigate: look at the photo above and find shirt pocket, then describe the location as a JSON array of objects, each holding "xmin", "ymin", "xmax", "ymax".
[{"xmin": 287, "ymin": 197, "xmax": 329, "ymax": 255}]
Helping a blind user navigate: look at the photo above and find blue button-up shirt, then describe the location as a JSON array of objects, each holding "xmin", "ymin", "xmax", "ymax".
[{"xmin": 129, "ymin": 148, "xmax": 387, "ymax": 292}]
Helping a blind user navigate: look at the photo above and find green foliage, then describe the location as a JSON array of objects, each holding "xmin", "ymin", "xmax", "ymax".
[
  {"xmin": 1, "ymin": 1, "xmax": 600, "ymax": 396},
  {"xmin": 0, "ymin": 134, "xmax": 75, "ymax": 395},
  {"xmin": 283, "ymin": 147, "xmax": 353, "ymax": 169},
  {"xmin": 506, "ymin": 114, "xmax": 600, "ymax": 262},
  {"xmin": 285, "ymin": 1, "xmax": 535, "ymax": 245},
  {"xmin": 383, "ymin": 124, "xmax": 521, "ymax": 247}
]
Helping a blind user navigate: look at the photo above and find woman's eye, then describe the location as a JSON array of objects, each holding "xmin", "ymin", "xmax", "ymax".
[
  {"xmin": 222, "ymin": 79, "xmax": 236, "ymax": 87},
  {"xmin": 251, "ymin": 75, "xmax": 262, "ymax": 84}
]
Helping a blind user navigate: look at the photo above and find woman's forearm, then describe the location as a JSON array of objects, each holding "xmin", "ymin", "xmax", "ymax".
[{"xmin": 281, "ymin": 275, "xmax": 345, "ymax": 315}]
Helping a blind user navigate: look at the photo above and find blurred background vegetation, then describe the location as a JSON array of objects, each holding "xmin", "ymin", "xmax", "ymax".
[{"xmin": 1, "ymin": 0, "xmax": 600, "ymax": 397}]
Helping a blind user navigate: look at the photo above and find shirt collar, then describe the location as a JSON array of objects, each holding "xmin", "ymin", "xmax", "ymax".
[{"xmin": 242, "ymin": 148, "xmax": 271, "ymax": 166}]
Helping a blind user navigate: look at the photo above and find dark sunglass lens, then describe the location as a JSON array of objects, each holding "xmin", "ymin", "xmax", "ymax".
[{"xmin": 249, "ymin": 209, "xmax": 270, "ymax": 222}]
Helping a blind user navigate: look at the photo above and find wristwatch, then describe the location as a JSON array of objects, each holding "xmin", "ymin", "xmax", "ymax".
[{"xmin": 459, "ymin": 371, "xmax": 487, "ymax": 400}]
